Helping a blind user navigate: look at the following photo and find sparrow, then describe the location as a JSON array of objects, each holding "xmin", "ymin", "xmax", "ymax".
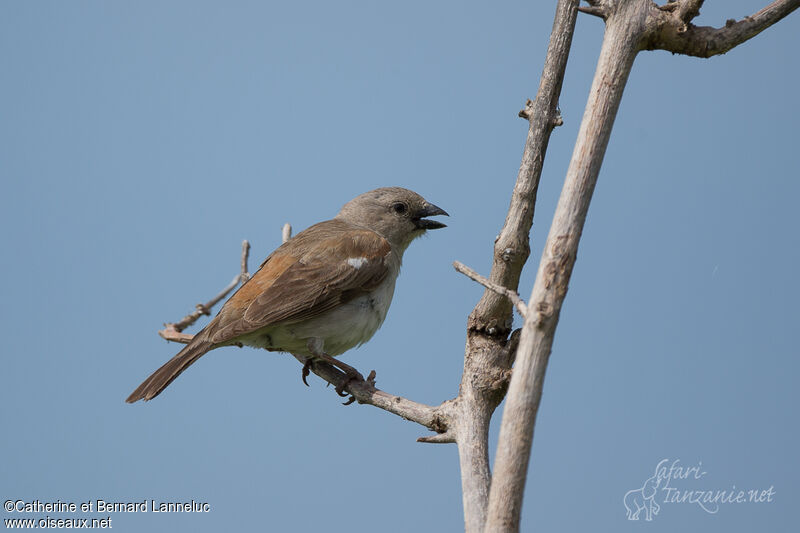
[{"xmin": 126, "ymin": 187, "xmax": 448, "ymax": 403}]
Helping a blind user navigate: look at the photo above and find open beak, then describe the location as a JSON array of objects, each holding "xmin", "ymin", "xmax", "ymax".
[{"xmin": 413, "ymin": 202, "xmax": 449, "ymax": 230}]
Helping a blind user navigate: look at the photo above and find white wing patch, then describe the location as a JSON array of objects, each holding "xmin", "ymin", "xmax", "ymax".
[{"xmin": 347, "ymin": 257, "xmax": 368, "ymax": 269}]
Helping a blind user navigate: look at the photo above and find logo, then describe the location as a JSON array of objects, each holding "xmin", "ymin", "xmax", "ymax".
[{"xmin": 623, "ymin": 459, "xmax": 775, "ymax": 521}]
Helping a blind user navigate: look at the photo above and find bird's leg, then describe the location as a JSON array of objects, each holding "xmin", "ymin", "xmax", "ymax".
[
  {"xmin": 305, "ymin": 340, "xmax": 367, "ymax": 397},
  {"xmin": 315, "ymin": 351, "xmax": 364, "ymax": 397}
]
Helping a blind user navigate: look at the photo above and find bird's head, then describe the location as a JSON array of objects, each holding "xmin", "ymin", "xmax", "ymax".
[{"xmin": 336, "ymin": 187, "xmax": 448, "ymax": 251}]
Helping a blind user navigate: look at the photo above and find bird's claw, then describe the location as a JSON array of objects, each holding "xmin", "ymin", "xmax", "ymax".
[
  {"xmin": 301, "ymin": 359, "xmax": 312, "ymax": 387},
  {"xmin": 338, "ymin": 369, "xmax": 377, "ymax": 405},
  {"xmin": 334, "ymin": 368, "xmax": 364, "ymax": 397}
]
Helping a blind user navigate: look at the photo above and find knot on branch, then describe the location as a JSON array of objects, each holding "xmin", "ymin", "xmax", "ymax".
[
  {"xmin": 518, "ymin": 99, "xmax": 534, "ymax": 120},
  {"xmin": 490, "ymin": 369, "xmax": 514, "ymax": 395},
  {"xmin": 519, "ymin": 99, "xmax": 564, "ymax": 128},
  {"xmin": 469, "ymin": 364, "xmax": 515, "ymax": 406},
  {"xmin": 495, "ymin": 239, "xmax": 530, "ymax": 268},
  {"xmin": 552, "ymin": 109, "xmax": 564, "ymax": 127},
  {"xmin": 467, "ymin": 314, "xmax": 513, "ymax": 337},
  {"xmin": 417, "ymin": 400, "xmax": 457, "ymax": 444}
]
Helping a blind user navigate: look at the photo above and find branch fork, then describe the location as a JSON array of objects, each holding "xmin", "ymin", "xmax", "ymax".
[
  {"xmin": 453, "ymin": 261, "xmax": 528, "ymax": 319},
  {"xmin": 576, "ymin": 0, "xmax": 800, "ymax": 58}
]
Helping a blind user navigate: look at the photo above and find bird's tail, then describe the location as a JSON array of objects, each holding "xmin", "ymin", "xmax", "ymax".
[{"xmin": 126, "ymin": 337, "xmax": 214, "ymax": 403}]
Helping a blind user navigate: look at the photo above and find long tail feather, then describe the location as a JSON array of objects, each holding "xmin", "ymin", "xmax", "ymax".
[{"xmin": 126, "ymin": 338, "xmax": 213, "ymax": 403}]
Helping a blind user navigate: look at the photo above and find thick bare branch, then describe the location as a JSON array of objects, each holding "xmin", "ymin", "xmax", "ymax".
[
  {"xmin": 647, "ymin": 0, "xmax": 799, "ymax": 57},
  {"xmin": 451, "ymin": 2, "xmax": 582, "ymax": 532},
  {"xmin": 487, "ymin": 1, "xmax": 798, "ymax": 531},
  {"xmin": 486, "ymin": 0, "xmax": 647, "ymax": 530}
]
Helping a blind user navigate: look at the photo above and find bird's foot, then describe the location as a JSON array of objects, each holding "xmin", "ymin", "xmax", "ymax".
[
  {"xmin": 334, "ymin": 367, "xmax": 364, "ymax": 397},
  {"xmin": 338, "ymin": 369, "xmax": 377, "ymax": 406},
  {"xmin": 303, "ymin": 344, "xmax": 375, "ymax": 404}
]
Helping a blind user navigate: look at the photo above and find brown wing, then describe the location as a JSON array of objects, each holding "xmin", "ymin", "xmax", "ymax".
[{"xmin": 207, "ymin": 220, "xmax": 392, "ymax": 344}]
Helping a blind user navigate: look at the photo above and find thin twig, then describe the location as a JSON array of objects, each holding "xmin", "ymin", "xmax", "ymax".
[
  {"xmin": 454, "ymin": 261, "xmax": 527, "ymax": 318},
  {"xmin": 417, "ymin": 431, "xmax": 456, "ymax": 444},
  {"xmin": 240, "ymin": 240, "xmax": 251, "ymax": 281},
  {"xmin": 158, "ymin": 240, "xmax": 251, "ymax": 341},
  {"xmin": 157, "ymin": 328, "xmax": 195, "ymax": 344}
]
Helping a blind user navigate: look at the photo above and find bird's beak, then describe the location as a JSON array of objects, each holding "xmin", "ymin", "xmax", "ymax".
[{"xmin": 413, "ymin": 202, "xmax": 449, "ymax": 230}]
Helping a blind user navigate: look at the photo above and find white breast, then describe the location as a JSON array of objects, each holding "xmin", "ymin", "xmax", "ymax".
[
  {"xmin": 239, "ymin": 254, "xmax": 402, "ymax": 357},
  {"xmin": 261, "ymin": 270, "xmax": 396, "ymax": 356}
]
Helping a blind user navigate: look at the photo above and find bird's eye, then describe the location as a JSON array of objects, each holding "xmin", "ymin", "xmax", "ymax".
[{"xmin": 392, "ymin": 202, "xmax": 408, "ymax": 215}]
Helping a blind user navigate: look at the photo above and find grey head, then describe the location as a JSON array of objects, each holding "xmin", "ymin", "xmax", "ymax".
[{"xmin": 336, "ymin": 187, "xmax": 448, "ymax": 251}]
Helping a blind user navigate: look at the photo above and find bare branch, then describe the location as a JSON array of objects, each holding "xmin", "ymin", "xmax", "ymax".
[
  {"xmin": 486, "ymin": 0, "xmax": 646, "ymax": 529},
  {"xmin": 454, "ymin": 2, "xmax": 581, "ymax": 532},
  {"xmin": 454, "ymin": 261, "xmax": 527, "ymax": 319},
  {"xmin": 675, "ymin": 0, "xmax": 704, "ymax": 23},
  {"xmin": 289, "ymin": 353, "xmax": 451, "ymax": 433},
  {"xmin": 578, "ymin": 5, "xmax": 607, "ymax": 18},
  {"xmin": 157, "ymin": 240, "xmax": 251, "ymax": 341},
  {"xmin": 157, "ymin": 327, "xmax": 195, "ymax": 344},
  {"xmin": 648, "ymin": 0, "xmax": 799, "ymax": 57},
  {"xmin": 468, "ymin": 0, "xmax": 579, "ymax": 335},
  {"xmin": 417, "ymin": 430, "xmax": 456, "ymax": 444},
  {"xmin": 487, "ymin": 1, "xmax": 798, "ymax": 530},
  {"xmin": 240, "ymin": 240, "xmax": 250, "ymax": 281}
]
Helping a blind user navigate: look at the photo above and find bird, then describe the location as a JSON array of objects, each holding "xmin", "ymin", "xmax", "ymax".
[{"xmin": 126, "ymin": 187, "xmax": 448, "ymax": 403}]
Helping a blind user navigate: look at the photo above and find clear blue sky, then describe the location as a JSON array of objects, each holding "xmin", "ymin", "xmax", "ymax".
[{"xmin": 1, "ymin": 1, "xmax": 797, "ymax": 532}]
